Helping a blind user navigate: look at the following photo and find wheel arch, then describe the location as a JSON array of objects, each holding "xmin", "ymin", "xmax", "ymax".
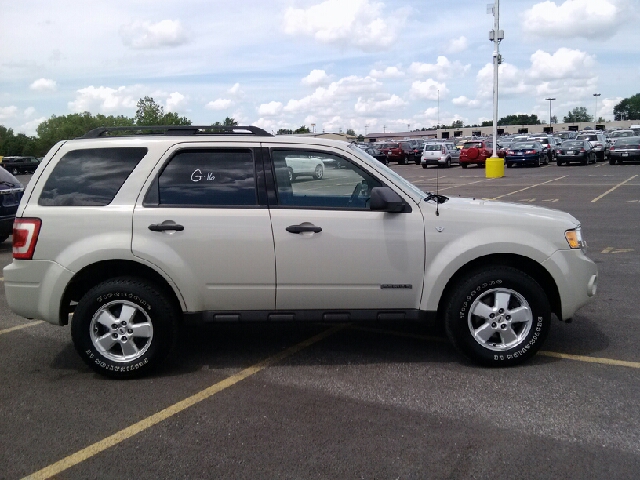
[
  {"xmin": 435, "ymin": 253, "xmax": 561, "ymax": 324},
  {"xmin": 59, "ymin": 259, "xmax": 184, "ymax": 325}
]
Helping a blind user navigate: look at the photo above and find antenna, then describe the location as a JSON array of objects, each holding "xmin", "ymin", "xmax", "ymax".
[{"xmin": 435, "ymin": 165, "xmax": 440, "ymax": 216}]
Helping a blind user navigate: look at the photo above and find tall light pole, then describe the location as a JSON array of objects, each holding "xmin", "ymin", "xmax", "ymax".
[
  {"xmin": 593, "ymin": 93, "xmax": 601, "ymax": 122},
  {"xmin": 545, "ymin": 97, "xmax": 555, "ymax": 127},
  {"xmin": 488, "ymin": 0, "xmax": 503, "ymax": 160},
  {"xmin": 437, "ymin": 89, "xmax": 440, "ymax": 136}
]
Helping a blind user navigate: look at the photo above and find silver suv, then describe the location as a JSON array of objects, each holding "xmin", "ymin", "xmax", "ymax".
[
  {"xmin": 576, "ymin": 132, "xmax": 609, "ymax": 161},
  {"xmin": 421, "ymin": 142, "xmax": 460, "ymax": 168},
  {"xmin": 4, "ymin": 125, "xmax": 597, "ymax": 378}
]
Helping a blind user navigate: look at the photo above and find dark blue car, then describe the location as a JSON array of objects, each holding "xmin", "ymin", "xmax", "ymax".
[
  {"xmin": 0, "ymin": 168, "xmax": 24, "ymax": 242},
  {"xmin": 505, "ymin": 141, "xmax": 547, "ymax": 168}
]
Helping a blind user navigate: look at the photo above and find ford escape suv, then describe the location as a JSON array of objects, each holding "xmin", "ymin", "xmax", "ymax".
[{"xmin": 4, "ymin": 125, "xmax": 598, "ymax": 378}]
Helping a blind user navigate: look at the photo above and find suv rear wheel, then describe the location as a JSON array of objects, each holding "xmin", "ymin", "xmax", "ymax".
[
  {"xmin": 444, "ymin": 267, "xmax": 551, "ymax": 367},
  {"xmin": 71, "ymin": 277, "xmax": 178, "ymax": 378}
]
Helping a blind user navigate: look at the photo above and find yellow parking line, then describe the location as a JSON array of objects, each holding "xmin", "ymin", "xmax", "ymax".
[
  {"xmin": 538, "ymin": 351, "xmax": 640, "ymax": 368},
  {"xmin": 22, "ymin": 324, "xmax": 346, "ymax": 480},
  {"xmin": 591, "ymin": 175, "xmax": 638, "ymax": 203},
  {"xmin": 488, "ymin": 176, "xmax": 566, "ymax": 200},
  {"xmin": 0, "ymin": 320, "xmax": 44, "ymax": 336},
  {"xmin": 348, "ymin": 325, "xmax": 640, "ymax": 369}
]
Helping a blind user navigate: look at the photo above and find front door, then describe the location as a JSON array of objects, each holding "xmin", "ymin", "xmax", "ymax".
[{"xmin": 267, "ymin": 147, "xmax": 425, "ymax": 311}]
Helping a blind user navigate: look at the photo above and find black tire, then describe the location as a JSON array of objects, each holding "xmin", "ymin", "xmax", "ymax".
[
  {"xmin": 421, "ymin": 164, "xmax": 428, "ymax": 169},
  {"xmin": 535, "ymin": 155, "xmax": 541, "ymax": 167},
  {"xmin": 313, "ymin": 164, "xmax": 324, "ymax": 180},
  {"xmin": 415, "ymin": 156, "xmax": 420, "ymax": 165},
  {"xmin": 609, "ymin": 157, "xmax": 616, "ymax": 165},
  {"xmin": 581, "ymin": 155, "xmax": 588, "ymax": 165},
  {"xmin": 398, "ymin": 157, "xmax": 406, "ymax": 165},
  {"xmin": 444, "ymin": 157, "xmax": 451, "ymax": 168},
  {"xmin": 444, "ymin": 267, "xmax": 551, "ymax": 367},
  {"xmin": 556, "ymin": 159, "xmax": 563, "ymax": 166},
  {"xmin": 12, "ymin": 167, "xmax": 19, "ymax": 175},
  {"xmin": 71, "ymin": 277, "xmax": 179, "ymax": 378},
  {"xmin": 461, "ymin": 163, "xmax": 468, "ymax": 169},
  {"xmin": 0, "ymin": 235, "xmax": 8, "ymax": 243},
  {"xmin": 506, "ymin": 162, "xmax": 512, "ymax": 168}
]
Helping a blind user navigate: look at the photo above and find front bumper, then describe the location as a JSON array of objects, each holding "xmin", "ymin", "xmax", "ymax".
[{"xmin": 542, "ymin": 249, "xmax": 598, "ymax": 320}]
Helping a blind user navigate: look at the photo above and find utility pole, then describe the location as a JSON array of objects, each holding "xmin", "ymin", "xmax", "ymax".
[
  {"xmin": 593, "ymin": 93, "xmax": 601, "ymax": 122},
  {"xmin": 487, "ymin": 0, "xmax": 504, "ymax": 177},
  {"xmin": 545, "ymin": 97, "xmax": 555, "ymax": 128}
]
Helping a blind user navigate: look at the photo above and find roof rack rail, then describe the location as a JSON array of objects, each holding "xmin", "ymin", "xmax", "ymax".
[{"xmin": 78, "ymin": 125, "xmax": 273, "ymax": 139}]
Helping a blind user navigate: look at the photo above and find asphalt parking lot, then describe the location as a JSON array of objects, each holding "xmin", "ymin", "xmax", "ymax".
[{"xmin": 1, "ymin": 162, "xmax": 639, "ymax": 480}]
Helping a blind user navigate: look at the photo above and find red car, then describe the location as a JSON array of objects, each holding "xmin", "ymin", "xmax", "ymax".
[
  {"xmin": 459, "ymin": 141, "xmax": 493, "ymax": 168},
  {"xmin": 378, "ymin": 142, "xmax": 407, "ymax": 164}
]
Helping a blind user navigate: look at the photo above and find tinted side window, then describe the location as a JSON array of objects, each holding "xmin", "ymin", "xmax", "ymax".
[
  {"xmin": 39, "ymin": 147, "xmax": 147, "ymax": 206},
  {"xmin": 158, "ymin": 149, "xmax": 256, "ymax": 206}
]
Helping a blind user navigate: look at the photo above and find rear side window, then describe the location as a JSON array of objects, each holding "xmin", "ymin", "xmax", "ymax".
[
  {"xmin": 39, "ymin": 147, "xmax": 147, "ymax": 206},
  {"xmin": 158, "ymin": 149, "xmax": 256, "ymax": 206}
]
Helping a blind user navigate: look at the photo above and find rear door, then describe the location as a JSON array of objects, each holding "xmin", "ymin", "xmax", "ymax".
[{"xmin": 132, "ymin": 143, "xmax": 276, "ymax": 313}]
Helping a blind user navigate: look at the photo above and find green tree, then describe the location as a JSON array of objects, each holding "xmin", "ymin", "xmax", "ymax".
[
  {"xmin": 563, "ymin": 107, "xmax": 592, "ymax": 123},
  {"xmin": 0, "ymin": 127, "xmax": 38, "ymax": 156},
  {"xmin": 223, "ymin": 117, "xmax": 238, "ymax": 126},
  {"xmin": 135, "ymin": 96, "xmax": 191, "ymax": 125},
  {"xmin": 356, "ymin": 134, "xmax": 365, "ymax": 142},
  {"xmin": 346, "ymin": 128, "xmax": 356, "ymax": 136},
  {"xmin": 294, "ymin": 125, "xmax": 311, "ymax": 134},
  {"xmin": 613, "ymin": 94, "xmax": 640, "ymax": 121},
  {"xmin": 276, "ymin": 128, "xmax": 293, "ymax": 135},
  {"xmin": 451, "ymin": 120, "xmax": 464, "ymax": 129},
  {"xmin": 481, "ymin": 120, "xmax": 493, "ymax": 127},
  {"xmin": 497, "ymin": 114, "xmax": 541, "ymax": 126}
]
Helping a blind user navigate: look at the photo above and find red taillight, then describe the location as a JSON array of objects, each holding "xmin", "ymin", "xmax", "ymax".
[
  {"xmin": 610, "ymin": 146, "xmax": 615, "ymax": 151},
  {"xmin": 580, "ymin": 148, "xmax": 585, "ymax": 152},
  {"xmin": 13, "ymin": 218, "xmax": 41, "ymax": 260},
  {"xmin": 441, "ymin": 146, "xmax": 446, "ymax": 154}
]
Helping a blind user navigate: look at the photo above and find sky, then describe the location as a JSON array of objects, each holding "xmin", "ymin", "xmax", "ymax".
[{"xmin": 1, "ymin": 0, "xmax": 639, "ymax": 136}]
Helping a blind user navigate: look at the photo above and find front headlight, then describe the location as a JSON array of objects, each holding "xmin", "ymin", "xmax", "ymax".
[{"xmin": 565, "ymin": 226, "xmax": 586, "ymax": 251}]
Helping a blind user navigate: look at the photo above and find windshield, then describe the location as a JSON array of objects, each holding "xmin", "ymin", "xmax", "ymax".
[
  {"xmin": 561, "ymin": 141, "xmax": 584, "ymax": 148},
  {"xmin": 348, "ymin": 144, "xmax": 426, "ymax": 199}
]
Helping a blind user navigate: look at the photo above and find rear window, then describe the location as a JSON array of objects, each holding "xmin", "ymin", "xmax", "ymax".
[
  {"xmin": 616, "ymin": 137, "xmax": 640, "ymax": 146},
  {"xmin": 463, "ymin": 142, "xmax": 483, "ymax": 149},
  {"xmin": 562, "ymin": 141, "xmax": 584, "ymax": 148},
  {"xmin": 39, "ymin": 147, "xmax": 147, "ymax": 206},
  {"xmin": 424, "ymin": 144, "xmax": 442, "ymax": 151},
  {"xmin": 577, "ymin": 135, "xmax": 598, "ymax": 141}
]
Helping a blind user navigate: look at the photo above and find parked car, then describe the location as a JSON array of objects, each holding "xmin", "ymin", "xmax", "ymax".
[
  {"xmin": 362, "ymin": 146, "xmax": 388, "ymax": 165},
  {"xmin": 556, "ymin": 131, "xmax": 578, "ymax": 141},
  {"xmin": 399, "ymin": 141, "xmax": 420, "ymax": 165},
  {"xmin": 576, "ymin": 132, "xmax": 609, "ymax": 161},
  {"xmin": 607, "ymin": 130, "xmax": 636, "ymax": 140},
  {"xmin": 285, "ymin": 155, "xmax": 325, "ymax": 180},
  {"xmin": 609, "ymin": 136, "xmax": 640, "ymax": 164},
  {"xmin": 3, "ymin": 125, "xmax": 598, "ymax": 378},
  {"xmin": 504, "ymin": 141, "xmax": 547, "ymax": 168},
  {"xmin": 421, "ymin": 142, "xmax": 460, "ymax": 168},
  {"xmin": 378, "ymin": 142, "xmax": 406, "ymax": 164},
  {"xmin": 555, "ymin": 140, "xmax": 596, "ymax": 166},
  {"xmin": 0, "ymin": 167, "xmax": 24, "ymax": 242},
  {"xmin": 0, "ymin": 156, "xmax": 41, "ymax": 175},
  {"xmin": 528, "ymin": 136, "xmax": 554, "ymax": 162},
  {"xmin": 459, "ymin": 140, "xmax": 493, "ymax": 168}
]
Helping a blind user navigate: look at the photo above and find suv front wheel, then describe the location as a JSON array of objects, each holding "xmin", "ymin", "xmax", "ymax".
[
  {"xmin": 71, "ymin": 277, "xmax": 178, "ymax": 378},
  {"xmin": 444, "ymin": 267, "xmax": 551, "ymax": 367}
]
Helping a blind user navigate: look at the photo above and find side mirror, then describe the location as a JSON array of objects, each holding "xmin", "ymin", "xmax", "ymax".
[{"xmin": 369, "ymin": 187, "xmax": 406, "ymax": 213}]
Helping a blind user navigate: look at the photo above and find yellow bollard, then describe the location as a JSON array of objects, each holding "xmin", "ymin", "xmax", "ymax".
[{"xmin": 485, "ymin": 156, "xmax": 504, "ymax": 178}]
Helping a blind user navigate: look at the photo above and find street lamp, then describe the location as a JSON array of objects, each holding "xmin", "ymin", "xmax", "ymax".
[
  {"xmin": 593, "ymin": 93, "xmax": 601, "ymax": 122},
  {"xmin": 545, "ymin": 97, "xmax": 555, "ymax": 127}
]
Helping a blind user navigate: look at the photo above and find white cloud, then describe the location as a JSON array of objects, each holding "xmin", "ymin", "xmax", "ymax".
[
  {"xmin": 24, "ymin": 107, "xmax": 36, "ymax": 117},
  {"xmin": 446, "ymin": 36, "xmax": 468, "ymax": 54},
  {"xmin": 68, "ymin": 85, "xmax": 140, "ymax": 113},
  {"xmin": 302, "ymin": 70, "xmax": 331, "ymax": 86},
  {"xmin": 409, "ymin": 56, "xmax": 470, "ymax": 80},
  {"xmin": 205, "ymin": 99, "xmax": 233, "ymax": 110},
  {"xmin": 30, "ymin": 78, "xmax": 57, "ymax": 92},
  {"xmin": 165, "ymin": 92, "xmax": 186, "ymax": 112},
  {"xmin": 0, "ymin": 106, "xmax": 18, "ymax": 120},
  {"xmin": 528, "ymin": 48, "xmax": 596, "ymax": 80},
  {"xmin": 369, "ymin": 66, "xmax": 404, "ymax": 78},
  {"xmin": 452, "ymin": 96, "xmax": 481, "ymax": 108},
  {"xmin": 227, "ymin": 83, "xmax": 244, "ymax": 97},
  {"xmin": 477, "ymin": 63, "xmax": 528, "ymax": 98},
  {"xmin": 354, "ymin": 95, "xmax": 407, "ymax": 114},
  {"xmin": 283, "ymin": 0, "xmax": 408, "ymax": 51},
  {"xmin": 16, "ymin": 117, "xmax": 47, "ymax": 136},
  {"xmin": 119, "ymin": 20, "xmax": 187, "ymax": 49},
  {"xmin": 284, "ymin": 75, "xmax": 381, "ymax": 113},
  {"xmin": 599, "ymin": 96, "xmax": 623, "ymax": 119},
  {"xmin": 523, "ymin": 0, "xmax": 621, "ymax": 39},
  {"xmin": 258, "ymin": 101, "xmax": 283, "ymax": 116},
  {"xmin": 410, "ymin": 79, "xmax": 448, "ymax": 100}
]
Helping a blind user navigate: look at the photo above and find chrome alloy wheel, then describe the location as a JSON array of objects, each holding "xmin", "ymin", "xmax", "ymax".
[
  {"xmin": 89, "ymin": 300, "xmax": 154, "ymax": 362},
  {"xmin": 467, "ymin": 288, "xmax": 533, "ymax": 352}
]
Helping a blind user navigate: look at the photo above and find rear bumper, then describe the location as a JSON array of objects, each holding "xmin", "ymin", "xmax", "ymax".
[
  {"xmin": 0, "ymin": 216, "xmax": 14, "ymax": 236},
  {"xmin": 611, "ymin": 151, "xmax": 640, "ymax": 160},
  {"xmin": 3, "ymin": 260, "xmax": 75, "ymax": 325},
  {"xmin": 505, "ymin": 155, "xmax": 539, "ymax": 164},
  {"xmin": 557, "ymin": 153, "xmax": 588, "ymax": 162}
]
